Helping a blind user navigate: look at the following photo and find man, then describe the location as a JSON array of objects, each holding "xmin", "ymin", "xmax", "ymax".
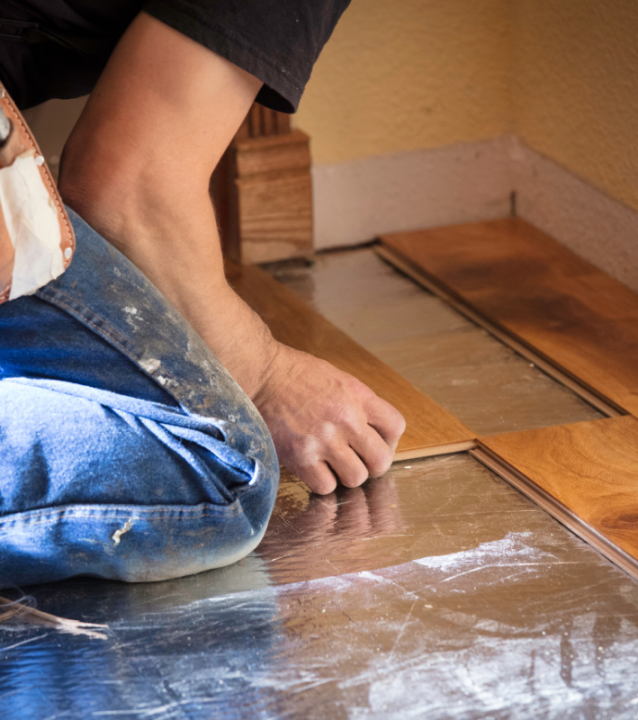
[{"xmin": 0, "ymin": 1, "xmax": 405, "ymax": 585}]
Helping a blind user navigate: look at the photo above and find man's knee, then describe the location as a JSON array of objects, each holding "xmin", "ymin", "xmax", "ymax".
[{"xmin": 0, "ymin": 380, "xmax": 279, "ymax": 585}]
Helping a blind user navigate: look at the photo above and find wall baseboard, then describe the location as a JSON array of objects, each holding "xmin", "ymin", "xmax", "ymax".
[
  {"xmin": 509, "ymin": 139, "xmax": 638, "ymax": 294},
  {"xmin": 312, "ymin": 137, "xmax": 513, "ymax": 251},
  {"xmin": 314, "ymin": 136, "xmax": 638, "ymax": 293}
]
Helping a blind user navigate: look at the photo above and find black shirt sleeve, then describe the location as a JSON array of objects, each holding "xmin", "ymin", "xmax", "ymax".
[
  {"xmin": 143, "ymin": 0, "xmax": 351, "ymax": 113},
  {"xmin": 0, "ymin": 0, "xmax": 350, "ymax": 111}
]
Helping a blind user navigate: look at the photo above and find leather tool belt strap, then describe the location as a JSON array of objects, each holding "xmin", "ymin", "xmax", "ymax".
[{"xmin": 0, "ymin": 83, "xmax": 75, "ymax": 304}]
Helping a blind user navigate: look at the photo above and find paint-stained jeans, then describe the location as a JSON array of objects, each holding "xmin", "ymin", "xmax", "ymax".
[{"xmin": 0, "ymin": 209, "xmax": 279, "ymax": 587}]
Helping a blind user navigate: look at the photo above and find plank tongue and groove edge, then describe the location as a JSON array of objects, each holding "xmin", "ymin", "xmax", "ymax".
[
  {"xmin": 379, "ymin": 218, "xmax": 638, "ymax": 416},
  {"xmin": 226, "ymin": 261, "xmax": 475, "ymax": 460},
  {"xmin": 473, "ymin": 416, "xmax": 638, "ymax": 580}
]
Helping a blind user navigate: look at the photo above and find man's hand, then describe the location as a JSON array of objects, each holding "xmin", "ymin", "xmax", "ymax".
[{"xmin": 253, "ymin": 344, "xmax": 406, "ymax": 494}]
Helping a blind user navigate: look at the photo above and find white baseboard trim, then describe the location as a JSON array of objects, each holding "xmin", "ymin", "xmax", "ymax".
[
  {"xmin": 312, "ymin": 137, "xmax": 513, "ymax": 250},
  {"xmin": 313, "ymin": 136, "xmax": 638, "ymax": 293},
  {"xmin": 509, "ymin": 139, "xmax": 638, "ymax": 294}
]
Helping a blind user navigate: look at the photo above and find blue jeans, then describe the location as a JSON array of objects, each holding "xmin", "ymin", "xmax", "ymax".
[{"xmin": 0, "ymin": 209, "xmax": 279, "ymax": 586}]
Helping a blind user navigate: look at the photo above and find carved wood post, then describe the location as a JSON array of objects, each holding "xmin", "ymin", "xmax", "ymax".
[{"xmin": 211, "ymin": 104, "xmax": 314, "ymax": 264}]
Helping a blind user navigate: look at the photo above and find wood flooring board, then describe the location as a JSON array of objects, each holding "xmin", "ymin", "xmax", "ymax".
[
  {"xmin": 479, "ymin": 416, "xmax": 638, "ymax": 567},
  {"xmin": 380, "ymin": 218, "xmax": 638, "ymax": 416},
  {"xmin": 226, "ymin": 261, "xmax": 475, "ymax": 457}
]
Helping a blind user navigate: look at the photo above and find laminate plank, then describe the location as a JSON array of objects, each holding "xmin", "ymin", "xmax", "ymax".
[
  {"xmin": 380, "ymin": 218, "xmax": 638, "ymax": 415},
  {"xmin": 478, "ymin": 416, "xmax": 638, "ymax": 574},
  {"xmin": 226, "ymin": 261, "xmax": 476, "ymax": 459}
]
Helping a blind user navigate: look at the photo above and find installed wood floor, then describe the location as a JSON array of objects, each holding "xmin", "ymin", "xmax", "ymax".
[
  {"xmin": 477, "ymin": 416, "xmax": 638, "ymax": 577},
  {"xmin": 231, "ymin": 230, "xmax": 638, "ymax": 579},
  {"xmin": 381, "ymin": 218, "xmax": 638, "ymax": 416},
  {"xmin": 380, "ymin": 218, "xmax": 638, "ymax": 577},
  {"xmin": 227, "ymin": 260, "xmax": 475, "ymax": 459}
]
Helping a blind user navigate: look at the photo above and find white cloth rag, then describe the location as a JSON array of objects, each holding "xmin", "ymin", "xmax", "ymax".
[{"xmin": 0, "ymin": 152, "xmax": 64, "ymax": 301}]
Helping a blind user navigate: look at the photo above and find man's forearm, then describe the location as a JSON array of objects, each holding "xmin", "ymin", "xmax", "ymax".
[
  {"xmin": 59, "ymin": 12, "xmax": 281, "ymax": 394},
  {"xmin": 59, "ymin": 11, "xmax": 405, "ymax": 494}
]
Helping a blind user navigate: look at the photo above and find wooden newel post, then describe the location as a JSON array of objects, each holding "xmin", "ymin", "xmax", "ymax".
[{"xmin": 211, "ymin": 104, "xmax": 314, "ymax": 264}]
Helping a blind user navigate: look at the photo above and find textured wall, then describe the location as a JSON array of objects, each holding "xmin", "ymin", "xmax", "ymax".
[
  {"xmin": 299, "ymin": 0, "xmax": 638, "ymax": 215},
  {"xmin": 512, "ymin": 0, "xmax": 638, "ymax": 213},
  {"xmin": 21, "ymin": 1, "xmax": 638, "ymax": 225},
  {"xmin": 295, "ymin": 0, "xmax": 512, "ymax": 165}
]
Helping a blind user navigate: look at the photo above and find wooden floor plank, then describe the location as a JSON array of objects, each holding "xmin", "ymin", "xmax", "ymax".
[
  {"xmin": 380, "ymin": 218, "xmax": 638, "ymax": 416},
  {"xmin": 226, "ymin": 261, "xmax": 475, "ymax": 459},
  {"xmin": 476, "ymin": 416, "xmax": 638, "ymax": 576}
]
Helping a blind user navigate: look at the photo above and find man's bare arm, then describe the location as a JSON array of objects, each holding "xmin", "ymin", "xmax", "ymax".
[{"xmin": 59, "ymin": 12, "xmax": 405, "ymax": 494}]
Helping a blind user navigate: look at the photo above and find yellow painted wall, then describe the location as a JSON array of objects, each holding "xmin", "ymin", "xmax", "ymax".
[
  {"xmin": 295, "ymin": 0, "xmax": 512, "ymax": 165},
  {"xmin": 299, "ymin": 0, "xmax": 638, "ymax": 213},
  {"xmin": 511, "ymin": 0, "xmax": 638, "ymax": 212}
]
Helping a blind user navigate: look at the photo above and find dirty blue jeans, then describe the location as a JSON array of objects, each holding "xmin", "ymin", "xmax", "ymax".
[{"xmin": 0, "ymin": 209, "xmax": 279, "ymax": 587}]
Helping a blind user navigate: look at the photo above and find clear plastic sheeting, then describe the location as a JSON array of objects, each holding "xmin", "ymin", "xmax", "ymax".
[{"xmin": 3, "ymin": 454, "xmax": 638, "ymax": 718}]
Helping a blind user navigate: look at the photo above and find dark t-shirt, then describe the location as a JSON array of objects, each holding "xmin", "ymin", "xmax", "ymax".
[{"xmin": 0, "ymin": 0, "xmax": 350, "ymax": 111}]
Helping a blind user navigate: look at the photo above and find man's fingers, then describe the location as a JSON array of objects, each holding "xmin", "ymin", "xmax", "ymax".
[
  {"xmin": 364, "ymin": 394, "xmax": 406, "ymax": 452},
  {"xmin": 349, "ymin": 424, "xmax": 395, "ymax": 478},
  {"xmin": 297, "ymin": 462, "xmax": 338, "ymax": 496},
  {"xmin": 293, "ymin": 394, "xmax": 405, "ymax": 493},
  {"xmin": 256, "ymin": 345, "xmax": 408, "ymax": 493},
  {"xmin": 327, "ymin": 446, "xmax": 369, "ymax": 489}
]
